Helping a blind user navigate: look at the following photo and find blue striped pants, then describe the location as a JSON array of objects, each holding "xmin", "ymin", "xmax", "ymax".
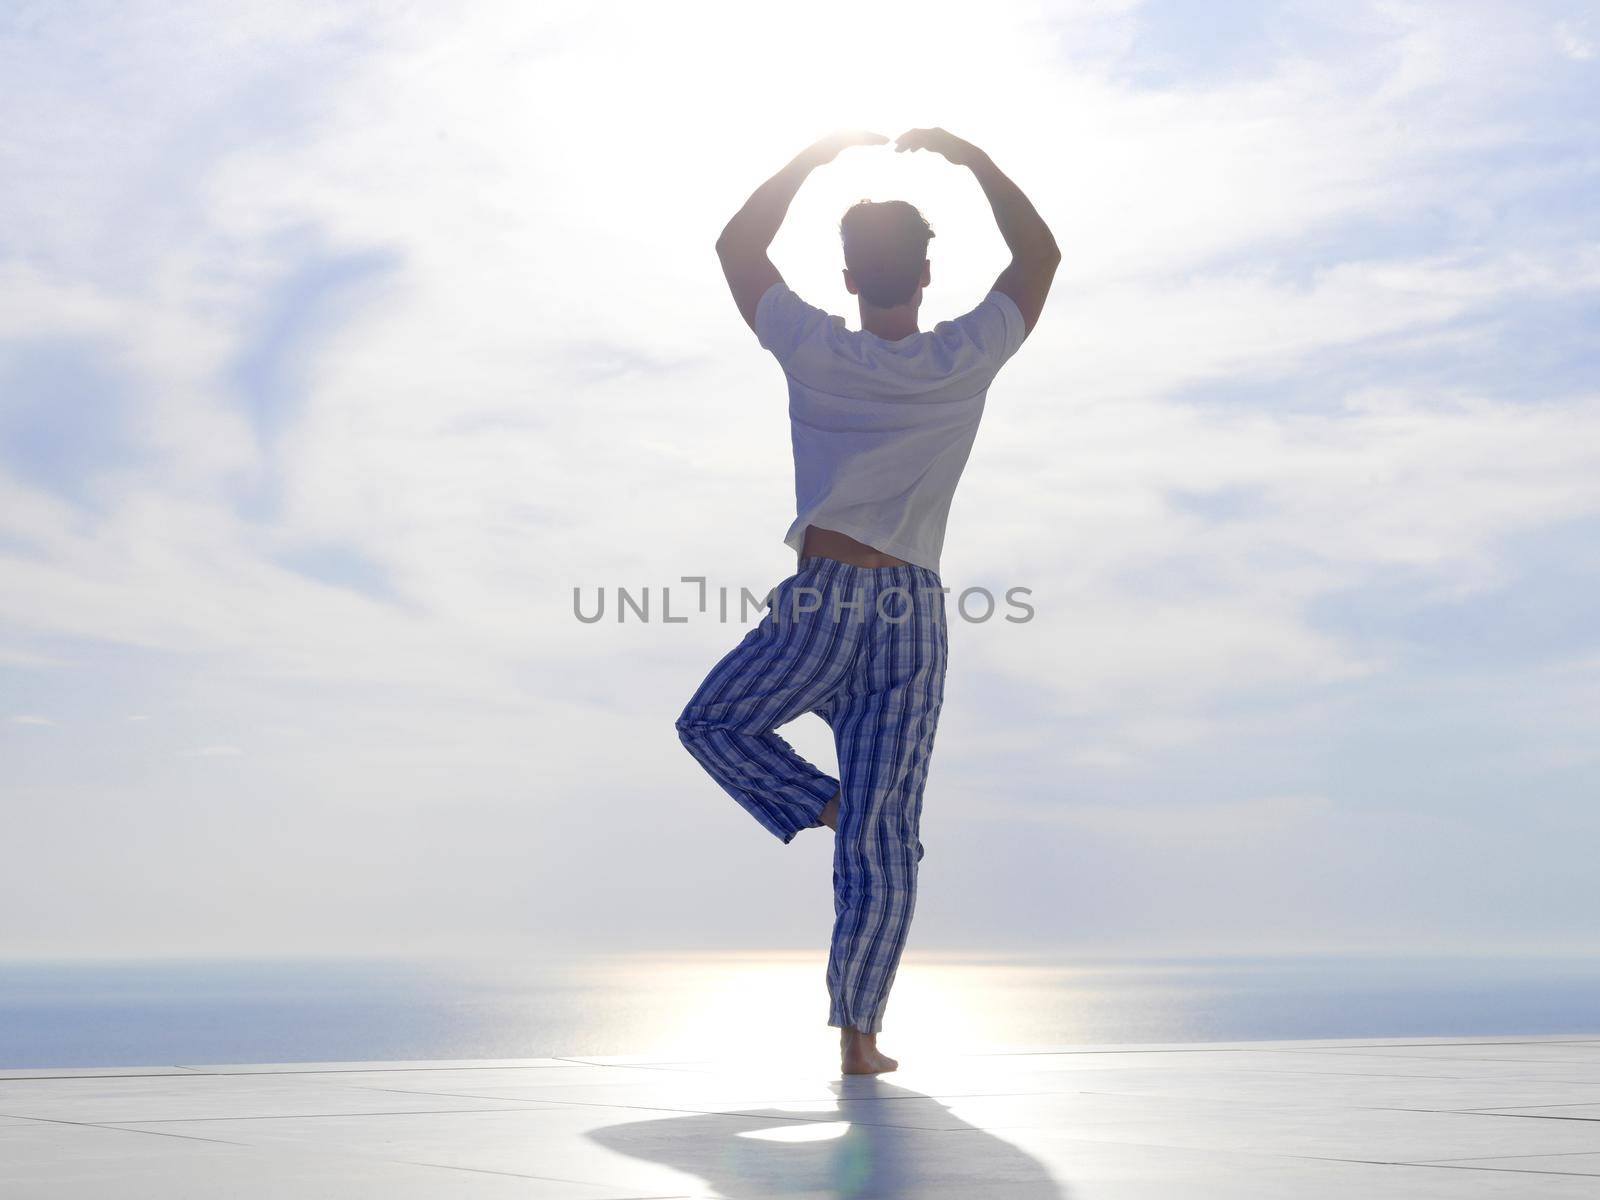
[{"xmin": 675, "ymin": 556, "xmax": 948, "ymax": 1034}]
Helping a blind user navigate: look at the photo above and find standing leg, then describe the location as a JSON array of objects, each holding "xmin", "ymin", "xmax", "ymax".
[
  {"xmin": 676, "ymin": 569, "xmax": 858, "ymax": 844},
  {"xmin": 826, "ymin": 576, "xmax": 947, "ymax": 1038}
]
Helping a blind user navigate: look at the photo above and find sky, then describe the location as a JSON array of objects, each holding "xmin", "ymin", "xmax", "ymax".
[{"xmin": 1, "ymin": 0, "xmax": 1597, "ymax": 960}]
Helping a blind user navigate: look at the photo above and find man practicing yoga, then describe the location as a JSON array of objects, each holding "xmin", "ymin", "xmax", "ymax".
[{"xmin": 676, "ymin": 127, "xmax": 1058, "ymax": 1075}]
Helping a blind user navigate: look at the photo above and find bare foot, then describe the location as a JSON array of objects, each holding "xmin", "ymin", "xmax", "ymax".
[
  {"xmin": 840, "ymin": 1028, "xmax": 899, "ymax": 1075},
  {"xmin": 819, "ymin": 791, "xmax": 840, "ymax": 831}
]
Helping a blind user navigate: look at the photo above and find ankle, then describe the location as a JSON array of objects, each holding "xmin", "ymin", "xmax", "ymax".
[{"xmin": 819, "ymin": 791, "xmax": 840, "ymax": 829}]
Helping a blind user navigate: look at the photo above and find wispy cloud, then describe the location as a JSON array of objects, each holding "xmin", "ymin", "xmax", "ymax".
[{"xmin": 1, "ymin": 0, "xmax": 1595, "ymax": 956}]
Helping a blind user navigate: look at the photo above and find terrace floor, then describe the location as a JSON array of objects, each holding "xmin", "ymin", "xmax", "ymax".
[{"xmin": 6, "ymin": 1034, "xmax": 1600, "ymax": 1196}]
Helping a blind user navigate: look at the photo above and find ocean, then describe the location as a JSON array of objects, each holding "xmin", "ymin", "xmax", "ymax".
[{"xmin": 4, "ymin": 952, "xmax": 1599, "ymax": 1069}]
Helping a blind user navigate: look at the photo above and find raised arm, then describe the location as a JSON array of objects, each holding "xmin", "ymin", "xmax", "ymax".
[
  {"xmin": 895, "ymin": 127, "xmax": 1060, "ymax": 335},
  {"xmin": 715, "ymin": 130, "xmax": 888, "ymax": 332}
]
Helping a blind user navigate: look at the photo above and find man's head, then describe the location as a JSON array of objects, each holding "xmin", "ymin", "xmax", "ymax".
[{"xmin": 839, "ymin": 199, "xmax": 935, "ymax": 309}]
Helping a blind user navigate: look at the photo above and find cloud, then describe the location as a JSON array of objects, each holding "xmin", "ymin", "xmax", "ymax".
[
  {"xmin": 1556, "ymin": 19, "xmax": 1596, "ymax": 60},
  {"xmin": 0, "ymin": 0, "xmax": 1595, "ymax": 956}
]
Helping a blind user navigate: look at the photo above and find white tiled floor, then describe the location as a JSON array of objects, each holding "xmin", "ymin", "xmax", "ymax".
[{"xmin": 5, "ymin": 1036, "xmax": 1600, "ymax": 1197}]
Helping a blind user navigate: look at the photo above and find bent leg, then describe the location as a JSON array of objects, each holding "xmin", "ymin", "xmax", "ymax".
[{"xmin": 676, "ymin": 577, "xmax": 858, "ymax": 844}]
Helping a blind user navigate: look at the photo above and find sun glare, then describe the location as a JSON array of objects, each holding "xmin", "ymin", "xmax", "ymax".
[
  {"xmin": 526, "ymin": 0, "xmax": 1034, "ymax": 319},
  {"xmin": 569, "ymin": 953, "xmax": 1087, "ymax": 1062}
]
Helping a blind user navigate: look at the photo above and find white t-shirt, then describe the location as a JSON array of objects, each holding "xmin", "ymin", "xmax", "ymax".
[{"xmin": 755, "ymin": 280, "xmax": 1028, "ymax": 575}]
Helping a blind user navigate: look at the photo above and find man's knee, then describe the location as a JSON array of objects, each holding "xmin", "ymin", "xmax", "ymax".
[
  {"xmin": 838, "ymin": 818, "xmax": 925, "ymax": 863},
  {"xmin": 674, "ymin": 706, "xmax": 698, "ymax": 747},
  {"xmin": 674, "ymin": 697, "xmax": 712, "ymax": 749},
  {"xmin": 676, "ymin": 697, "xmax": 761, "ymax": 750}
]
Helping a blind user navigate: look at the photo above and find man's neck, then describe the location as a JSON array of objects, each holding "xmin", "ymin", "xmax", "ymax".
[{"xmin": 859, "ymin": 302, "xmax": 920, "ymax": 341}]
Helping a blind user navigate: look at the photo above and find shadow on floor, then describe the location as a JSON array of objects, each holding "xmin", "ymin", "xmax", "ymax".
[{"xmin": 583, "ymin": 1075, "xmax": 1066, "ymax": 1198}]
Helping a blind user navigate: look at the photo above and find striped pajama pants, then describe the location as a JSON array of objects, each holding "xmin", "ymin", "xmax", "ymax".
[{"xmin": 675, "ymin": 555, "xmax": 948, "ymax": 1035}]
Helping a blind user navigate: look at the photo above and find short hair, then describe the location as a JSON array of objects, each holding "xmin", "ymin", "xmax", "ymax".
[{"xmin": 839, "ymin": 199, "xmax": 935, "ymax": 308}]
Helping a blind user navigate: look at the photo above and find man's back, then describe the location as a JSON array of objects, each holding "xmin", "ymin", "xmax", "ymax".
[{"xmin": 755, "ymin": 281, "xmax": 1029, "ymax": 574}]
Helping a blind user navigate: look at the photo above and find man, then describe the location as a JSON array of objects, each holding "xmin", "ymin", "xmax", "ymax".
[{"xmin": 676, "ymin": 127, "xmax": 1058, "ymax": 1075}]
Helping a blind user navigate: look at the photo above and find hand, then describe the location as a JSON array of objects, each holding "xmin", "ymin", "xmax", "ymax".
[
  {"xmin": 894, "ymin": 126, "xmax": 987, "ymax": 168},
  {"xmin": 805, "ymin": 129, "xmax": 890, "ymax": 166}
]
